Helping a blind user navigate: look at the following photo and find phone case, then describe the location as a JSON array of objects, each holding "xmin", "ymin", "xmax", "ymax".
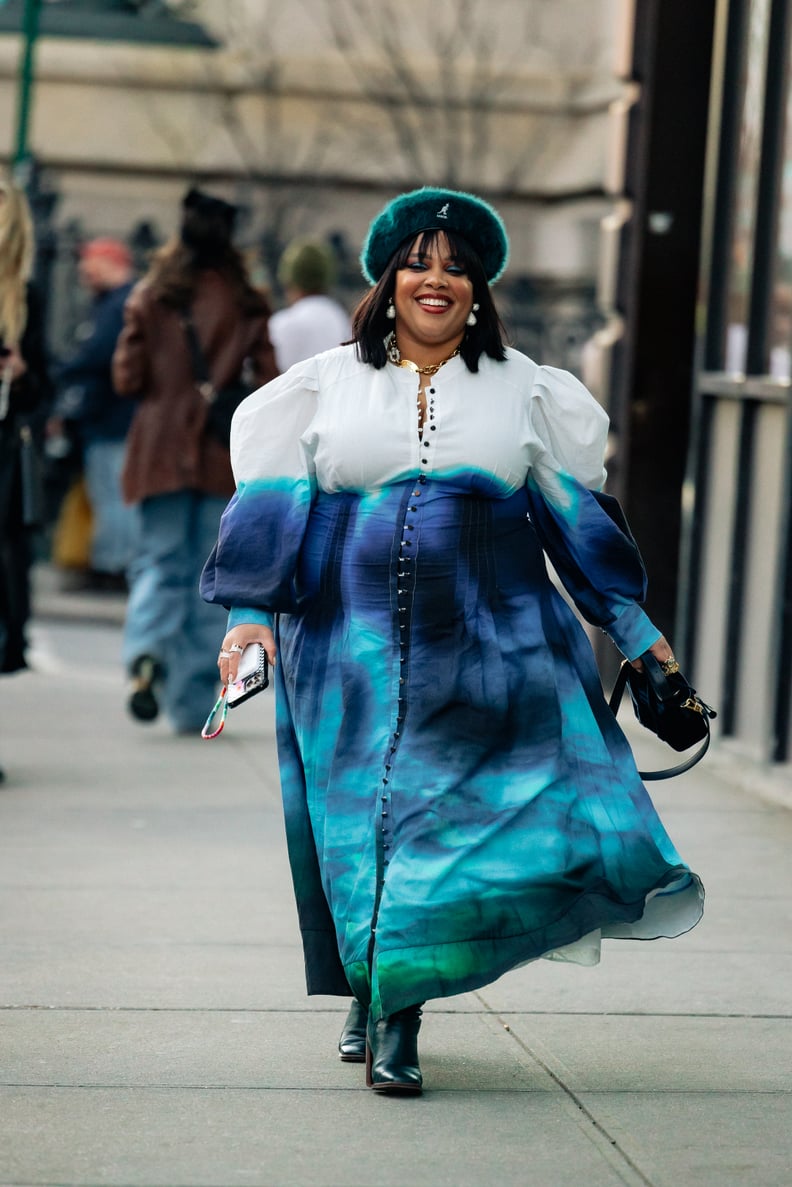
[{"xmin": 227, "ymin": 642, "xmax": 269, "ymax": 707}]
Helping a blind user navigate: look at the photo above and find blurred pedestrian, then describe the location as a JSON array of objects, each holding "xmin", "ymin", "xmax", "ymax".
[
  {"xmin": 268, "ymin": 238, "xmax": 351, "ymax": 370},
  {"xmin": 49, "ymin": 237, "xmax": 138, "ymax": 592},
  {"xmin": 113, "ymin": 187, "xmax": 277, "ymax": 734},
  {"xmin": 202, "ymin": 186, "xmax": 704, "ymax": 1093},
  {"xmin": 0, "ymin": 174, "xmax": 53, "ymax": 780}
]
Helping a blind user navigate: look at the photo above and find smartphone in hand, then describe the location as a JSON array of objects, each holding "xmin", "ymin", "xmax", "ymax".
[{"xmin": 227, "ymin": 642, "xmax": 269, "ymax": 708}]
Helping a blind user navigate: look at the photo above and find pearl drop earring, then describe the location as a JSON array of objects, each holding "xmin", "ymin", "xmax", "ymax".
[
  {"xmin": 466, "ymin": 303, "xmax": 480, "ymax": 327},
  {"xmin": 386, "ymin": 298, "xmax": 396, "ymax": 320}
]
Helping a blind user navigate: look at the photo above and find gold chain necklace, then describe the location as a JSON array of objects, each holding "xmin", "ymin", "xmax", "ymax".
[{"xmin": 386, "ymin": 334, "xmax": 460, "ymax": 375}]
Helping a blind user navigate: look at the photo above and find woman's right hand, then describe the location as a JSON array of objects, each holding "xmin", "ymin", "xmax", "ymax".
[{"xmin": 218, "ymin": 624, "xmax": 277, "ymax": 686}]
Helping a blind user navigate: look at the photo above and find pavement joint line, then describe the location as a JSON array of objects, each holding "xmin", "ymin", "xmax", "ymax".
[
  {"xmin": 485, "ymin": 1008, "xmax": 658, "ymax": 1187},
  {"xmin": 8, "ymin": 1179, "xmax": 384, "ymax": 1187},
  {"xmin": 1, "ymin": 1004, "xmax": 790, "ymax": 1018},
  {"xmin": 0, "ymin": 1083, "xmax": 571, "ymax": 1096},
  {"xmin": 2, "ymin": 1082, "xmax": 790, "ymax": 1096},
  {"xmin": 0, "ymin": 1083, "xmax": 366, "ymax": 1092}
]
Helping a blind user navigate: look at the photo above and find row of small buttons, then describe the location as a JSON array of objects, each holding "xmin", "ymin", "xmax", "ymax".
[
  {"xmin": 420, "ymin": 386, "xmax": 437, "ymax": 464},
  {"xmin": 378, "ymin": 475, "xmax": 428, "ymax": 870}
]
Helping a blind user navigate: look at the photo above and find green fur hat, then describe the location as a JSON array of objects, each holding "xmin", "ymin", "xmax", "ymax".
[
  {"xmin": 278, "ymin": 238, "xmax": 336, "ymax": 293},
  {"xmin": 360, "ymin": 186, "xmax": 509, "ymax": 285}
]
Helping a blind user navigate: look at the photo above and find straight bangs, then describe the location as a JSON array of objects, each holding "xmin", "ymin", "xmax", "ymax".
[{"xmin": 394, "ymin": 228, "xmax": 482, "ymax": 279}]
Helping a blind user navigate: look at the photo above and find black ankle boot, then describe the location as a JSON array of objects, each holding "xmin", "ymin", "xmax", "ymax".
[
  {"xmin": 365, "ymin": 1005, "xmax": 423, "ymax": 1094},
  {"xmin": 127, "ymin": 654, "xmax": 163, "ymax": 723},
  {"xmin": 338, "ymin": 999, "xmax": 368, "ymax": 1062}
]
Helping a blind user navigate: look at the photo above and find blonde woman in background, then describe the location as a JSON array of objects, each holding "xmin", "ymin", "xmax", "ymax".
[{"xmin": 0, "ymin": 174, "xmax": 53, "ymax": 781}]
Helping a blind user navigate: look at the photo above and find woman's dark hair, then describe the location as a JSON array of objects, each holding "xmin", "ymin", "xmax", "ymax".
[
  {"xmin": 146, "ymin": 189, "xmax": 268, "ymax": 316},
  {"xmin": 351, "ymin": 228, "xmax": 508, "ymax": 371}
]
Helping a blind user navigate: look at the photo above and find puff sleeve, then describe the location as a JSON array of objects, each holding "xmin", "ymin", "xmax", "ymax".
[
  {"xmin": 199, "ymin": 360, "xmax": 319, "ymax": 625},
  {"xmin": 525, "ymin": 366, "xmax": 662, "ymax": 660}
]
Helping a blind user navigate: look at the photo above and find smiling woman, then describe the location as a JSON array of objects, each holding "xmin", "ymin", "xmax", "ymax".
[
  {"xmin": 393, "ymin": 233, "xmax": 473, "ymax": 360},
  {"xmin": 200, "ymin": 186, "xmax": 704, "ymax": 1097},
  {"xmin": 383, "ymin": 230, "xmax": 479, "ymax": 433}
]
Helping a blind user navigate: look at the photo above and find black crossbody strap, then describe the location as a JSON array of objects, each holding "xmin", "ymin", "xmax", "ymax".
[
  {"xmin": 608, "ymin": 663, "xmax": 712, "ymax": 781},
  {"xmin": 181, "ymin": 311, "xmax": 215, "ymax": 401}
]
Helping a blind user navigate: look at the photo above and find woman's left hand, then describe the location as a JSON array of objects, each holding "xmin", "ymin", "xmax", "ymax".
[
  {"xmin": 3, "ymin": 345, "xmax": 27, "ymax": 382},
  {"xmin": 631, "ymin": 635, "xmax": 675, "ymax": 671}
]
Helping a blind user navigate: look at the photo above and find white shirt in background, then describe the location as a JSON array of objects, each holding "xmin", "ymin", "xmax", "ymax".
[{"xmin": 269, "ymin": 295, "xmax": 353, "ymax": 372}]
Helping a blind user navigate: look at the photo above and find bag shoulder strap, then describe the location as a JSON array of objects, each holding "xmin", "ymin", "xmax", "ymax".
[
  {"xmin": 608, "ymin": 661, "xmax": 712, "ymax": 781},
  {"xmin": 181, "ymin": 310, "xmax": 214, "ymax": 396},
  {"xmin": 640, "ymin": 651, "xmax": 680, "ymax": 703}
]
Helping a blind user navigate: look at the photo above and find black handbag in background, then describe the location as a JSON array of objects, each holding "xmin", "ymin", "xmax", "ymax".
[
  {"xmin": 18, "ymin": 421, "xmax": 46, "ymax": 528},
  {"xmin": 181, "ymin": 312, "xmax": 249, "ymax": 448},
  {"xmin": 609, "ymin": 652, "xmax": 716, "ymax": 780}
]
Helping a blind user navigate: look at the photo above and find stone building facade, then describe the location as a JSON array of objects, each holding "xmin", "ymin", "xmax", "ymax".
[{"xmin": 0, "ymin": 0, "xmax": 620, "ymax": 357}]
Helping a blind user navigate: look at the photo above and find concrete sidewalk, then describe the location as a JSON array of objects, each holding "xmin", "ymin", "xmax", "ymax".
[
  {"xmin": 0, "ymin": 594, "xmax": 790, "ymax": 1186},
  {"xmin": 29, "ymin": 562, "xmax": 127, "ymax": 628}
]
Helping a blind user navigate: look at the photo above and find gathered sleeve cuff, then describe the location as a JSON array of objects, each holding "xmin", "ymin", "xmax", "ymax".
[
  {"xmin": 605, "ymin": 602, "xmax": 661, "ymax": 659},
  {"xmin": 525, "ymin": 367, "xmax": 661, "ymax": 661},
  {"xmin": 227, "ymin": 607, "xmax": 274, "ymax": 631},
  {"xmin": 200, "ymin": 360, "xmax": 320, "ymax": 614}
]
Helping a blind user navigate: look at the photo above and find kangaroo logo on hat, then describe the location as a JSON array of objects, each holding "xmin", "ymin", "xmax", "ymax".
[{"xmin": 436, "ymin": 203, "xmax": 450, "ymax": 219}]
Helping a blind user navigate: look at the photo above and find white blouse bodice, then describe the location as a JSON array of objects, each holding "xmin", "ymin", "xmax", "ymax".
[
  {"xmin": 230, "ymin": 344, "xmax": 609, "ymax": 503},
  {"xmin": 211, "ymin": 343, "xmax": 661, "ymax": 662}
]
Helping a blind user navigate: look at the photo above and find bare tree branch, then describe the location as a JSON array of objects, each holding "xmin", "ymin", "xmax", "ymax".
[{"xmin": 311, "ymin": 0, "xmax": 566, "ymax": 189}]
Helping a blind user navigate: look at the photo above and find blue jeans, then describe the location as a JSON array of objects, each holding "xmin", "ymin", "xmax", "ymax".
[
  {"xmin": 123, "ymin": 490, "xmax": 227, "ymax": 732},
  {"xmin": 83, "ymin": 439, "xmax": 141, "ymax": 574}
]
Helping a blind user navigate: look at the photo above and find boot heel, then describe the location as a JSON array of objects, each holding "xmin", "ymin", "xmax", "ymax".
[{"xmin": 365, "ymin": 1040, "xmax": 373, "ymax": 1087}]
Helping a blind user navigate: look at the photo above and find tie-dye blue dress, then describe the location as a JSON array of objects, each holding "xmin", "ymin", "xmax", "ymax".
[{"xmin": 201, "ymin": 344, "xmax": 704, "ymax": 1019}]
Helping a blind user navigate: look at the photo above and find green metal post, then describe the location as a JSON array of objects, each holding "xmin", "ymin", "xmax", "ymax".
[{"xmin": 13, "ymin": 0, "xmax": 43, "ymax": 175}]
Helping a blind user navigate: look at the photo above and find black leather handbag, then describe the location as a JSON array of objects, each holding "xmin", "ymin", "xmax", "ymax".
[{"xmin": 609, "ymin": 652, "xmax": 716, "ymax": 780}]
